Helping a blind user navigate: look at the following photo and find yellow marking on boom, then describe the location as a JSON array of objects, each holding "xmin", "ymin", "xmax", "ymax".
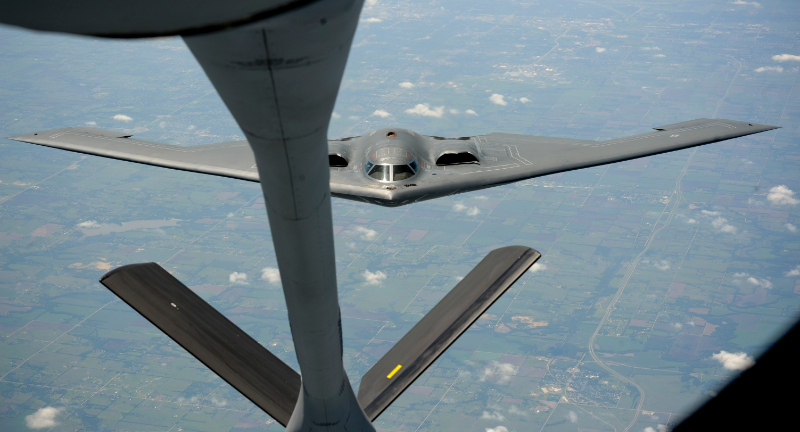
[{"xmin": 387, "ymin": 364, "xmax": 402, "ymax": 379}]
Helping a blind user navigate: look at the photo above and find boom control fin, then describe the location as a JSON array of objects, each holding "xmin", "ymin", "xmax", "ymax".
[
  {"xmin": 100, "ymin": 263, "xmax": 301, "ymax": 426},
  {"xmin": 357, "ymin": 246, "xmax": 540, "ymax": 420}
]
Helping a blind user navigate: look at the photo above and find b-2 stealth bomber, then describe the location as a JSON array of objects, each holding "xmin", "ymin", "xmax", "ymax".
[{"xmin": 9, "ymin": 118, "xmax": 777, "ymax": 207}]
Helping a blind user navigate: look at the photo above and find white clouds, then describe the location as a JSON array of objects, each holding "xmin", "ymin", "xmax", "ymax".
[
  {"xmin": 654, "ymin": 54, "xmax": 666, "ymax": 58},
  {"xmin": 363, "ymin": 269, "xmax": 387, "ymax": 285},
  {"xmin": 366, "ymin": 0, "xmax": 378, "ymax": 5},
  {"xmin": 491, "ymin": 368, "xmax": 517, "ymax": 383},
  {"xmin": 405, "ymin": 103, "xmax": 444, "ymax": 117},
  {"xmin": 641, "ymin": 47, "xmax": 661, "ymax": 51},
  {"xmin": 767, "ymin": 185, "xmax": 799, "ymax": 205},
  {"xmin": 480, "ymin": 361, "xmax": 517, "ymax": 384},
  {"xmin": 25, "ymin": 407, "xmax": 62, "ymax": 429},
  {"xmin": 354, "ymin": 226, "xmax": 378, "ymax": 240},
  {"xmin": 746, "ymin": 276, "xmax": 773, "ymax": 289},
  {"xmin": 478, "ymin": 406, "xmax": 524, "ymax": 423},
  {"xmin": 448, "ymin": 108, "xmax": 480, "ymax": 115},
  {"xmin": 176, "ymin": 396, "xmax": 201, "ymax": 404},
  {"xmin": 654, "ymin": 260, "xmax": 671, "ymax": 271},
  {"xmin": 567, "ymin": 411, "xmax": 579, "ymax": 423},
  {"xmin": 731, "ymin": 272, "xmax": 756, "ymax": 286},
  {"xmin": 529, "ymin": 263, "xmax": 547, "ymax": 274},
  {"xmin": 399, "ymin": 81, "xmax": 415, "ymax": 89},
  {"xmin": 85, "ymin": 121, "xmax": 96, "ymax": 126},
  {"xmin": 686, "ymin": 218, "xmax": 697, "ymax": 224},
  {"xmin": 229, "ymin": 272, "xmax": 248, "ymax": 285},
  {"xmin": 773, "ymin": 54, "xmax": 800, "ymax": 62},
  {"xmin": 77, "ymin": 220, "xmax": 100, "ymax": 228},
  {"xmin": 712, "ymin": 217, "xmax": 737, "ymax": 234},
  {"xmin": 595, "ymin": 47, "xmax": 606, "ymax": 53},
  {"xmin": 331, "ymin": 112, "xmax": 341, "ymax": 119},
  {"xmin": 113, "ymin": 114, "xmax": 132, "ymax": 122},
  {"xmin": 519, "ymin": 97, "xmax": 531, "ymax": 103},
  {"xmin": 671, "ymin": 322, "xmax": 683, "ymax": 330},
  {"xmin": 210, "ymin": 397, "xmax": 228, "ymax": 407},
  {"xmin": 261, "ymin": 267, "xmax": 281, "ymax": 284},
  {"xmin": 453, "ymin": 202, "xmax": 480, "ymax": 216},
  {"xmin": 507, "ymin": 405, "xmax": 528, "ymax": 416},
  {"xmin": 732, "ymin": 0, "xmax": 761, "ymax": 7},
  {"xmin": 489, "ymin": 94, "xmax": 508, "ymax": 106},
  {"xmin": 712, "ymin": 350, "xmax": 755, "ymax": 371},
  {"xmin": 486, "ymin": 427, "xmax": 509, "ymax": 432},
  {"xmin": 362, "ymin": 17, "xmax": 382, "ymax": 23},
  {"xmin": 481, "ymin": 411, "xmax": 506, "ymax": 421},
  {"xmin": 372, "ymin": 109, "xmax": 390, "ymax": 118},
  {"xmin": 697, "ymin": 210, "xmax": 737, "ymax": 233},
  {"xmin": 754, "ymin": 66, "xmax": 783, "ymax": 73},
  {"xmin": 786, "ymin": 265, "xmax": 800, "ymax": 277},
  {"xmin": 786, "ymin": 223, "xmax": 797, "ymax": 233},
  {"xmin": 747, "ymin": 197, "xmax": 763, "ymax": 206},
  {"xmin": 644, "ymin": 425, "xmax": 670, "ymax": 432}
]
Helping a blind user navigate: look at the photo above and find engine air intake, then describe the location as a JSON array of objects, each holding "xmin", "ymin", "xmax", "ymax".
[
  {"xmin": 436, "ymin": 152, "xmax": 479, "ymax": 166},
  {"xmin": 329, "ymin": 154, "xmax": 348, "ymax": 167}
]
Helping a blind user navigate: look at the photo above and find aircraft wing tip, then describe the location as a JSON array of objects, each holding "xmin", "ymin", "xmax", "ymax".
[
  {"xmin": 720, "ymin": 118, "xmax": 779, "ymax": 130},
  {"xmin": 100, "ymin": 262, "xmax": 153, "ymax": 283},
  {"xmin": 6, "ymin": 133, "xmax": 32, "ymax": 141}
]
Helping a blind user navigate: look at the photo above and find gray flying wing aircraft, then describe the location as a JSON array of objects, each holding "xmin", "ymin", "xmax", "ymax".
[
  {"xmin": 8, "ymin": 118, "xmax": 777, "ymax": 207},
  {"xmin": 0, "ymin": 1, "xmax": 782, "ymax": 431}
]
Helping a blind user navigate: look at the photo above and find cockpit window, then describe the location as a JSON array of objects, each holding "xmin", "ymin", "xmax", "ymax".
[
  {"xmin": 386, "ymin": 131, "xmax": 397, "ymax": 137},
  {"xmin": 368, "ymin": 164, "xmax": 391, "ymax": 181},
  {"xmin": 393, "ymin": 164, "xmax": 415, "ymax": 181},
  {"xmin": 365, "ymin": 162, "xmax": 418, "ymax": 182},
  {"xmin": 364, "ymin": 145, "xmax": 419, "ymax": 182}
]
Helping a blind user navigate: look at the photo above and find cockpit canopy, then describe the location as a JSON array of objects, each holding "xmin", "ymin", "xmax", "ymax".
[
  {"xmin": 365, "ymin": 161, "xmax": 419, "ymax": 182},
  {"xmin": 365, "ymin": 146, "xmax": 419, "ymax": 182}
]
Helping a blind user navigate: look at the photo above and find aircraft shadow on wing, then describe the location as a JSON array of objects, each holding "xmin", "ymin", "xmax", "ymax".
[{"xmin": 7, "ymin": 118, "xmax": 778, "ymax": 207}]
